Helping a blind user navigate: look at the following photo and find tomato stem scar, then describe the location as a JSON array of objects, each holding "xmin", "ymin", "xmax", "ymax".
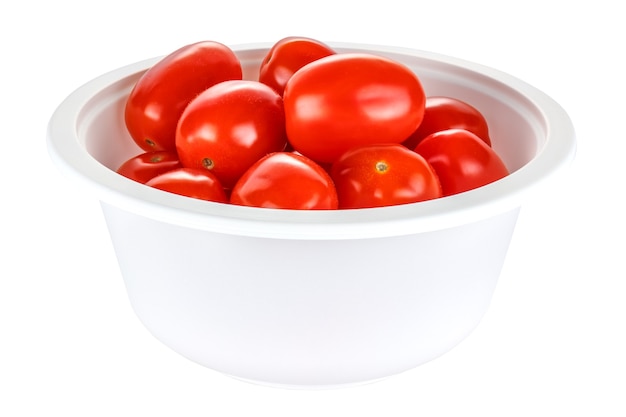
[{"xmin": 202, "ymin": 158, "xmax": 215, "ymax": 169}]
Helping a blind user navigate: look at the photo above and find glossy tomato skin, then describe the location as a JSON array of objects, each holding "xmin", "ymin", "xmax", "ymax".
[
  {"xmin": 125, "ymin": 41, "xmax": 242, "ymax": 152},
  {"xmin": 284, "ymin": 53, "xmax": 426, "ymax": 164},
  {"xmin": 230, "ymin": 152, "xmax": 338, "ymax": 210},
  {"xmin": 116, "ymin": 151, "xmax": 181, "ymax": 184},
  {"xmin": 414, "ymin": 129, "xmax": 509, "ymax": 196},
  {"xmin": 403, "ymin": 96, "xmax": 491, "ymax": 150},
  {"xmin": 175, "ymin": 80, "xmax": 288, "ymax": 189},
  {"xmin": 258, "ymin": 36, "xmax": 336, "ymax": 96},
  {"xmin": 330, "ymin": 144, "xmax": 442, "ymax": 209},
  {"xmin": 145, "ymin": 167, "xmax": 228, "ymax": 203}
]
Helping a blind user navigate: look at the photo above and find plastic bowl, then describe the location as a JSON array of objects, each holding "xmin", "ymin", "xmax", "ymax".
[{"xmin": 47, "ymin": 42, "xmax": 575, "ymax": 388}]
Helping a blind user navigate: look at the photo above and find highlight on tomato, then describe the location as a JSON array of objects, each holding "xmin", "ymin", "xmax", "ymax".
[
  {"xmin": 230, "ymin": 152, "xmax": 338, "ymax": 210},
  {"xmin": 259, "ymin": 36, "xmax": 336, "ymax": 96},
  {"xmin": 283, "ymin": 53, "xmax": 426, "ymax": 164},
  {"xmin": 124, "ymin": 41, "xmax": 243, "ymax": 152},
  {"xmin": 145, "ymin": 168, "xmax": 228, "ymax": 203},
  {"xmin": 402, "ymin": 96, "xmax": 492, "ymax": 150},
  {"xmin": 175, "ymin": 80, "xmax": 288, "ymax": 189},
  {"xmin": 330, "ymin": 144, "xmax": 442, "ymax": 209},
  {"xmin": 414, "ymin": 129, "xmax": 509, "ymax": 196},
  {"xmin": 116, "ymin": 151, "xmax": 182, "ymax": 184}
]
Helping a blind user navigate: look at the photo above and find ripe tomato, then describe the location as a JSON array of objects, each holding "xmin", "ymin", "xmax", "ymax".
[
  {"xmin": 175, "ymin": 80, "xmax": 288, "ymax": 189},
  {"xmin": 258, "ymin": 36, "xmax": 336, "ymax": 96},
  {"xmin": 414, "ymin": 129, "xmax": 509, "ymax": 196},
  {"xmin": 230, "ymin": 152, "xmax": 338, "ymax": 210},
  {"xmin": 402, "ymin": 96, "xmax": 491, "ymax": 149},
  {"xmin": 145, "ymin": 168, "xmax": 228, "ymax": 203},
  {"xmin": 116, "ymin": 151, "xmax": 181, "ymax": 183},
  {"xmin": 124, "ymin": 41, "xmax": 242, "ymax": 152},
  {"xmin": 283, "ymin": 53, "xmax": 426, "ymax": 164},
  {"xmin": 330, "ymin": 144, "xmax": 441, "ymax": 209}
]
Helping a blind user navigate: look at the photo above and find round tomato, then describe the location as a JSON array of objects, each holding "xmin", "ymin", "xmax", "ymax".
[
  {"xmin": 175, "ymin": 80, "xmax": 288, "ymax": 189},
  {"xmin": 145, "ymin": 167, "xmax": 228, "ymax": 202},
  {"xmin": 283, "ymin": 53, "xmax": 426, "ymax": 164},
  {"xmin": 330, "ymin": 144, "xmax": 441, "ymax": 209},
  {"xmin": 124, "ymin": 41, "xmax": 242, "ymax": 152},
  {"xmin": 116, "ymin": 150, "xmax": 181, "ymax": 183},
  {"xmin": 230, "ymin": 152, "xmax": 338, "ymax": 209},
  {"xmin": 414, "ymin": 129, "xmax": 509, "ymax": 196},
  {"xmin": 403, "ymin": 96, "xmax": 491, "ymax": 149},
  {"xmin": 258, "ymin": 36, "xmax": 336, "ymax": 96}
]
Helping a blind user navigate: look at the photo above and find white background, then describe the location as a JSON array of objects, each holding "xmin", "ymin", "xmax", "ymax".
[{"xmin": 2, "ymin": 1, "xmax": 624, "ymax": 415}]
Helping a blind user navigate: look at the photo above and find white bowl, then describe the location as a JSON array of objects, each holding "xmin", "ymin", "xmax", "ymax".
[{"xmin": 47, "ymin": 42, "xmax": 576, "ymax": 388}]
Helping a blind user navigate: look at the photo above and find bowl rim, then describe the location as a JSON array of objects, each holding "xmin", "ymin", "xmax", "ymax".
[{"xmin": 47, "ymin": 42, "xmax": 576, "ymax": 240}]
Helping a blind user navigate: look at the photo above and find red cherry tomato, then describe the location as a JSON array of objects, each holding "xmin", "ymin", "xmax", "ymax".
[
  {"xmin": 414, "ymin": 129, "xmax": 509, "ymax": 196},
  {"xmin": 116, "ymin": 151, "xmax": 181, "ymax": 183},
  {"xmin": 125, "ymin": 41, "xmax": 242, "ymax": 152},
  {"xmin": 403, "ymin": 96, "xmax": 491, "ymax": 149},
  {"xmin": 258, "ymin": 36, "xmax": 336, "ymax": 96},
  {"xmin": 330, "ymin": 144, "xmax": 442, "ymax": 209},
  {"xmin": 145, "ymin": 167, "xmax": 228, "ymax": 202},
  {"xmin": 283, "ymin": 53, "xmax": 426, "ymax": 164},
  {"xmin": 175, "ymin": 80, "xmax": 288, "ymax": 189},
  {"xmin": 231, "ymin": 152, "xmax": 338, "ymax": 210}
]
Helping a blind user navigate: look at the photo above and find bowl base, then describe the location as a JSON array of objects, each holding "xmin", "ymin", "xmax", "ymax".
[{"xmin": 223, "ymin": 372, "xmax": 390, "ymax": 390}]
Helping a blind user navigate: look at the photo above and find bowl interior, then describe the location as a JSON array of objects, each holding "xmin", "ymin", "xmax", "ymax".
[
  {"xmin": 49, "ymin": 43, "xmax": 575, "ymax": 239},
  {"xmin": 82, "ymin": 47, "xmax": 541, "ymax": 175}
]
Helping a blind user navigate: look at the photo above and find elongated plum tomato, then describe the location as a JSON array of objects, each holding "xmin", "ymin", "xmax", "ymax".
[
  {"xmin": 258, "ymin": 36, "xmax": 336, "ymax": 96},
  {"xmin": 116, "ymin": 151, "xmax": 181, "ymax": 184},
  {"xmin": 283, "ymin": 53, "xmax": 426, "ymax": 164},
  {"xmin": 230, "ymin": 152, "xmax": 338, "ymax": 210},
  {"xmin": 175, "ymin": 80, "xmax": 288, "ymax": 189},
  {"xmin": 145, "ymin": 168, "xmax": 228, "ymax": 203},
  {"xmin": 330, "ymin": 144, "xmax": 442, "ymax": 209},
  {"xmin": 124, "ymin": 41, "xmax": 242, "ymax": 152},
  {"xmin": 402, "ymin": 96, "xmax": 492, "ymax": 149},
  {"xmin": 414, "ymin": 129, "xmax": 509, "ymax": 196}
]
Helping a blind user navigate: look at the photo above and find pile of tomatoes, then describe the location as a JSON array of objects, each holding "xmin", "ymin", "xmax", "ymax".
[{"xmin": 118, "ymin": 37, "xmax": 509, "ymax": 210}]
